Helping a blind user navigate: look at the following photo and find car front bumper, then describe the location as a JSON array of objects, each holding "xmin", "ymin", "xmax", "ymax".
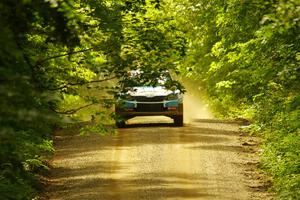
[{"xmin": 116, "ymin": 99, "xmax": 183, "ymax": 118}]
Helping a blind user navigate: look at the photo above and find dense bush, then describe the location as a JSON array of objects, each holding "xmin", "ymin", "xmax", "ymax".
[
  {"xmin": 1, "ymin": 0, "xmax": 298, "ymax": 199},
  {"xmin": 0, "ymin": 1, "xmax": 186, "ymax": 199},
  {"xmin": 174, "ymin": 0, "xmax": 299, "ymax": 198}
]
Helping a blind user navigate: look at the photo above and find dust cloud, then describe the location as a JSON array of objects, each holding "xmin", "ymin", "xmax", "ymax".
[{"xmin": 182, "ymin": 80, "xmax": 214, "ymax": 123}]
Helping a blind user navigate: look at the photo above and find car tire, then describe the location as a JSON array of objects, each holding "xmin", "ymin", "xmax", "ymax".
[
  {"xmin": 174, "ymin": 115, "xmax": 183, "ymax": 126},
  {"xmin": 116, "ymin": 120, "xmax": 126, "ymax": 128}
]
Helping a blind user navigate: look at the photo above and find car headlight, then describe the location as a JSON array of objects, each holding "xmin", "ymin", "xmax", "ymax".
[
  {"xmin": 166, "ymin": 93, "xmax": 179, "ymax": 100},
  {"xmin": 123, "ymin": 94, "xmax": 135, "ymax": 101}
]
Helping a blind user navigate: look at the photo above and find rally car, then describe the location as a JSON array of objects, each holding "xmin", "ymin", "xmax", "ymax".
[{"xmin": 115, "ymin": 72, "xmax": 183, "ymax": 127}]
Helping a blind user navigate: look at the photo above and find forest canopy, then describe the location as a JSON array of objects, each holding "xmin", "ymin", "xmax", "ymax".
[
  {"xmin": 0, "ymin": 0, "xmax": 299, "ymax": 199},
  {"xmin": 0, "ymin": 0, "xmax": 186, "ymax": 199},
  {"xmin": 174, "ymin": 0, "xmax": 299, "ymax": 198}
]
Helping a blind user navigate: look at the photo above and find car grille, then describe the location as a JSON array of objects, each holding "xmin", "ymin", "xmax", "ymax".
[
  {"xmin": 136, "ymin": 103, "xmax": 165, "ymax": 112},
  {"xmin": 134, "ymin": 96, "xmax": 165, "ymax": 102}
]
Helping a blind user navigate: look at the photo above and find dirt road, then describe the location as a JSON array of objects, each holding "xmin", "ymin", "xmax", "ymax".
[{"xmin": 44, "ymin": 117, "xmax": 271, "ymax": 200}]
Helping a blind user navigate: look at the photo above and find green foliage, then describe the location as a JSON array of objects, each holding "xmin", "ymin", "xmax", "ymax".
[
  {"xmin": 176, "ymin": 0, "xmax": 299, "ymax": 198},
  {"xmin": 0, "ymin": 0, "xmax": 186, "ymax": 199},
  {"xmin": 5, "ymin": 0, "xmax": 299, "ymax": 198}
]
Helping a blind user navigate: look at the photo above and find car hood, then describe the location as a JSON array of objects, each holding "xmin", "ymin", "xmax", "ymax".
[{"xmin": 127, "ymin": 86, "xmax": 173, "ymax": 97}]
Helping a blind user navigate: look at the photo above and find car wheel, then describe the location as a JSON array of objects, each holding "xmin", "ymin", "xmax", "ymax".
[
  {"xmin": 174, "ymin": 115, "xmax": 183, "ymax": 126},
  {"xmin": 116, "ymin": 120, "xmax": 126, "ymax": 128}
]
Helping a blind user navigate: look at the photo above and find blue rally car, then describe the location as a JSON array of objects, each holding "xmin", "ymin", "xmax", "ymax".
[{"xmin": 115, "ymin": 71, "xmax": 183, "ymax": 127}]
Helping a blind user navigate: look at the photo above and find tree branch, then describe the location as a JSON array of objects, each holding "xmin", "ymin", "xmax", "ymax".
[
  {"xmin": 47, "ymin": 76, "xmax": 117, "ymax": 91},
  {"xmin": 50, "ymin": 102, "xmax": 97, "ymax": 115},
  {"xmin": 40, "ymin": 47, "xmax": 99, "ymax": 63}
]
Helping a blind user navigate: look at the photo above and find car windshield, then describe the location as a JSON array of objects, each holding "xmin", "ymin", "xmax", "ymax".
[{"xmin": 122, "ymin": 70, "xmax": 171, "ymax": 88}]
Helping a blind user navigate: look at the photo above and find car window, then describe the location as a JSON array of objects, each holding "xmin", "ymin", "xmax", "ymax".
[{"xmin": 122, "ymin": 71, "xmax": 172, "ymax": 88}]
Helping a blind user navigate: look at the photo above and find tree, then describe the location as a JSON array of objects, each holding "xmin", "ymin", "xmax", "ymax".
[
  {"xmin": 0, "ymin": 0, "xmax": 186, "ymax": 198},
  {"xmin": 175, "ymin": 0, "xmax": 300, "ymax": 198}
]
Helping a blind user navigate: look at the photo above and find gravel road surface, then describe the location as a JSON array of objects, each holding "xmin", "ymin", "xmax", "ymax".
[{"xmin": 45, "ymin": 117, "xmax": 271, "ymax": 200}]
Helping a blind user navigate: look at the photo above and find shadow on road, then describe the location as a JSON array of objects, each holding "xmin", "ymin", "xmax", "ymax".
[
  {"xmin": 53, "ymin": 124, "xmax": 237, "ymax": 159},
  {"xmin": 124, "ymin": 122, "xmax": 175, "ymax": 128},
  {"xmin": 193, "ymin": 118, "xmax": 250, "ymax": 125},
  {"xmin": 46, "ymin": 119, "xmax": 250, "ymax": 200},
  {"xmin": 47, "ymin": 166, "xmax": 225, "ymax": 200}
]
